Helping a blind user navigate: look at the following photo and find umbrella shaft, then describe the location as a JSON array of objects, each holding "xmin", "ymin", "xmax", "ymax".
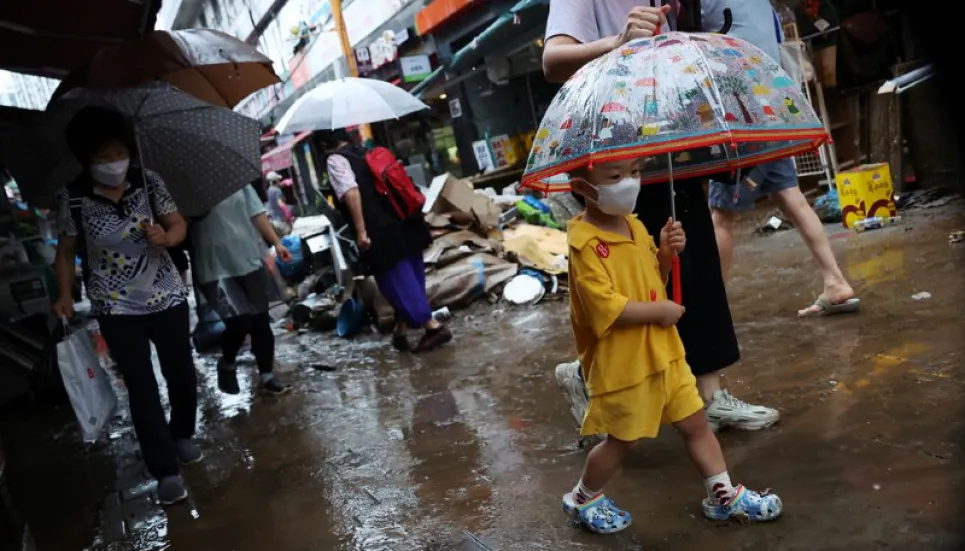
[
  {"xmin": 667, "ymin": 152, "xmax": 676, "ymax": 221},
  {"xmin": 134, "ymin": 132, "xmax": 154, "ymax": 225}
]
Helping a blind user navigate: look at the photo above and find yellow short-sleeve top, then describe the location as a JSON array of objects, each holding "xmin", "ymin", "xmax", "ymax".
[{"xmin": 567, "ymin": 214, "xmax": 687, "ymax": 396}]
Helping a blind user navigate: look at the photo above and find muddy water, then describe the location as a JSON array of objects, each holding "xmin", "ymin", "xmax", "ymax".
[{"xmin": 7, "ymin": 207, "xmax": 965, "ymax": 550}]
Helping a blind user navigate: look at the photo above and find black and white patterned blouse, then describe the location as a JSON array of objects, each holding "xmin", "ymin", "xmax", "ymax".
[{"xmin": 56, "ymin": 170, "xmax": 187, "ymax": 316}]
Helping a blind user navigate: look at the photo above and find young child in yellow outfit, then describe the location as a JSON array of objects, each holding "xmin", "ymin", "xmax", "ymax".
[{"xmin": 563, "ymin": 157, "xmax": 783, "ymax": 534}]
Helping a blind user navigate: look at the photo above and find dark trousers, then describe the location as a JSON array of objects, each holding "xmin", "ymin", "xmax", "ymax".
[
  {"xmin": 98, "ymin": 302, "xmax": 197, "ymax": 479},
  {"xmin": 221, "ymin": 313, "xmax": 274, "ymax": 374},
  {"xmin": 636, "ymin": 180, "xmax": 740, "ymax": 376}
]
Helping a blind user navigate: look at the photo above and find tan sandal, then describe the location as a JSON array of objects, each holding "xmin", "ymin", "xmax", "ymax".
[{"xmin": 798, "ymin": 297, "xmax": 861, "ymax": 318}]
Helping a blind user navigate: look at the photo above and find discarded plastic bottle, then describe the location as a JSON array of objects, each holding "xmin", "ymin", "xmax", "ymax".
[
  {"xmin": 854, "ymin": 215, "xmax": 902, "ymax": 232},
  {"xmin": 855, "ymin": 217, "xmax": 883, "ymax": 231}
]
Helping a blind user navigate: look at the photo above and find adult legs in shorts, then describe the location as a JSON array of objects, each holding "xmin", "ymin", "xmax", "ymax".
[{"xmin": 708, "ymin": 159, "xmax": 858, "ymax": 317}]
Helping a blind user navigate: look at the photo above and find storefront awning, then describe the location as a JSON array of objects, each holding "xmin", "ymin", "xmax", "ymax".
[
  {"xmin": 0, "ymin": 0, "xmax": 161, "ymax": 78},
  {"xmin": 411, "ymin": 0, "xmax": 547, "ymax": 99},
  {"xmin": 415, "ymin": 0, "xmax": 478, "ymax": 37},
  {"xmin": 261, "ymin": 131, "xmax": 311, "ymax": 175},
  {"xmin": 448, "ymin": 0, "xmax": 549, "ymax": 73}
]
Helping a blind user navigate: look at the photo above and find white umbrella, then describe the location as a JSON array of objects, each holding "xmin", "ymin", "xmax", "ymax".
[{"xmin": 274, "ymin": 77, "xmax": 429, "ymax": 134}]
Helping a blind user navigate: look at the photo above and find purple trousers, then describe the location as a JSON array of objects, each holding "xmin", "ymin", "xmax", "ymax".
[{"xmin": 374, "ymin": 253, "xmax": 432, "ymax": 328}]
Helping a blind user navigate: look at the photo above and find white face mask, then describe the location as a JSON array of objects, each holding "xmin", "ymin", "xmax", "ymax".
[
  {"xmin": 90, "ymin": 158, "xmax": 130, "ymax": 187},
  {"xmin": 587, "ymin": 177, "xmax": 640, "ymax": 216}
]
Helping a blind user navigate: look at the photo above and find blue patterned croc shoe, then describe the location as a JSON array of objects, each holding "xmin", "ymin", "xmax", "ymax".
[
  {"xmin": 562, "ymin": 492, "xmax": 632, "ymax": 534},
  {"xmin": 702, "ymin": 485, "xmax": 783, "ymax": 522}
]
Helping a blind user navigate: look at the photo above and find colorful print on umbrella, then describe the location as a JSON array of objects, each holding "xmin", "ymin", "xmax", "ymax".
[{"xmin": 522, "ymin": 32, "xmax": 829, "ymax": 192}]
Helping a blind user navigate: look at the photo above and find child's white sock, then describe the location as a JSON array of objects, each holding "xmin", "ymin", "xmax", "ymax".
[
  {"xmin": 573, "ymin": 479, "xmax": 602, "ymax": 504},
  {"xmin": 705, "ymin": 471, "xmax": 738, "ymax": 505}
]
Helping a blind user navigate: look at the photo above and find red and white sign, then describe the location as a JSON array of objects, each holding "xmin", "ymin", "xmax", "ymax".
[
  {"xmin": 595, "ymin": 243, "xmax": 610, "ymax": 259},
  {"xmin": 489, "ymin": 134, "xmax": 512, "ymax": 169},
  {"xmin": 288, "ymin": 51, "xmax": 310, "ymax": 90}
]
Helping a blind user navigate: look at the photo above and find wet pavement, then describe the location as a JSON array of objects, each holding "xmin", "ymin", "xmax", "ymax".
[{"xmin": 3, "ymin": 204, "xmax": 965, "ymax": 550}]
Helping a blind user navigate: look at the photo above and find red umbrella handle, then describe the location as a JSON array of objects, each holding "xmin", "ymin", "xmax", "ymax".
[{"xmin": 672, "ymin": 256, "xmax": 682, "ymax": 304}]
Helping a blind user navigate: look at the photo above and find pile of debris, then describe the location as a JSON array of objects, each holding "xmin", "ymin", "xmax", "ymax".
[{"xmin": 273, "ymin": 173, "xmax": 577, "ymax": 337}]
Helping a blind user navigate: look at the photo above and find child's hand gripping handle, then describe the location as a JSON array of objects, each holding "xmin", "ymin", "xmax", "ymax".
[{"xmin": 661, "ymin": 217, "xmax": 684, "ymax": 304}]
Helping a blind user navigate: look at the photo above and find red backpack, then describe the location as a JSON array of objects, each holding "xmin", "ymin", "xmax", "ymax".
[{"xmin": 364, "ymin": 146, "xmax": 425, "ymax": 219}]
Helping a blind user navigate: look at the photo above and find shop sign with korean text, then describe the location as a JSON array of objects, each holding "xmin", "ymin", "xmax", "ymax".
[
  {"xmin": 356, "ymin": 46, "xmax": 373, "ymax": 73},
  {"xmin": 449, "ymin": 98, "xmax": 463, "ymax": 118},
  {"xmin": 489, "ymin": 134, "xmax": 512, "ymax": 169},
  {"xmin": 472, "ymin": 140, "xmax": 494, "ymax": 172},
  {"xmin": 401, "ymin": 54, "xmax": 432, "ymax": 82}
]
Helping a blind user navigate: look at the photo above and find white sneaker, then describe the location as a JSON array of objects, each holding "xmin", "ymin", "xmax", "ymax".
[
  {"xmin": 704, "ymin": 390, "xmax": 779, "ymax": 431},
  {"xmin": 555, "ymin": 361, "xmax": 589, "ymax": 427}
]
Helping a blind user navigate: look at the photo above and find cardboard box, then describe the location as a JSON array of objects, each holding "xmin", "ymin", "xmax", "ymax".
[
  {"xmin": 471, "ymin": 194, "xmax": 502, "ymax": 230},
  {"xmin": 423, "ymin": 173, "xmax": 476, "ymax": 215},
  {"xmin": 835, "ymin": 163, "xmax": 897, "ymax": 229},
  {"xmin": 425, "ymin": 211, "xmax": 473, "ymax": 229}
]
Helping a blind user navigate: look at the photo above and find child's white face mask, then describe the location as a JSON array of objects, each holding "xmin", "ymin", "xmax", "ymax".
[{"xmin": 587, "ymin": 177, "xmax": 640, "ymax": 216}]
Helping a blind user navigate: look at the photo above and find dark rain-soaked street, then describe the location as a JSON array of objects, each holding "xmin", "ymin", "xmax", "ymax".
[{"xmin": 4, "ymin": 205, "xmax": 965, "ymax": 551}]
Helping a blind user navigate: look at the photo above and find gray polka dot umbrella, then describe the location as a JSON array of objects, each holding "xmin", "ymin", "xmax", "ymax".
[{"xmin": 5, "ymin": 81, "xmax": 260, "ymax": 217}]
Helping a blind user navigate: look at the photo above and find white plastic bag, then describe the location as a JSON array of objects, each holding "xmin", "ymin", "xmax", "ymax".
[{"xmin": 57, "ymin": 323, "xmax": 117, "ymax": 442}]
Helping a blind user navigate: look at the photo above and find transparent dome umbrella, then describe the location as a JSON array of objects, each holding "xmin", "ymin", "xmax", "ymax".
[{"xmin": 521, "ymin": 32, "xmax": 830, "ymax": 303}]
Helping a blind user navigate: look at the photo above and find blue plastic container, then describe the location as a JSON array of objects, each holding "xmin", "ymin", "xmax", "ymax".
[{"xmin": 336, "ymin": 297, "xmax": 367, "ymax": 338}]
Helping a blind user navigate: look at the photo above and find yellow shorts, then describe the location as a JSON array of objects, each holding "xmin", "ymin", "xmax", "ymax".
[{"xmin": 580, "ymin": 360, "xmax": 703, "ymax": 441}]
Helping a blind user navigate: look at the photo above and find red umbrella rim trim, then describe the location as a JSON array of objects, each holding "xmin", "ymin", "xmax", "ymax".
[
  {"xmin": 522, "ymin": 141, "xmax": 829, "ymax": 193},
  {"xmin": 522, "ymin": 139, "xmax": 827, "ymax": 193},
  {"xmin": 523, "ymin": 144, "xmax": 818, "ymax": 193},
  {"xmin": 521, "ymin": 128, "xmax": 830, "ymax": 190}
]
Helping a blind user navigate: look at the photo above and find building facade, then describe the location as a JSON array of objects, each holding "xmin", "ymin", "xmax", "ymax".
[
  {"xmin": 0, "ymin": 71, "xmax": 59, "ymax": 111},
  {"xmin": 156, "ymin": 0, "xmax": 184, "ymax": 30},
  {"xmin": 171, "ymin": 0, "xmax": 290, "ymax": 120},
  {"xmin": 172, "ymin": 0, "xmax": 417, "ymax": 123},
  {"xmin": 408, "ymin": 0, "xmax": 555, "ymax": 179}
]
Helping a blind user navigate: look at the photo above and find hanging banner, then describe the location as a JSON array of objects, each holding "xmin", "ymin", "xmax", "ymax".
[
  {"xmin": 369, "ymin": 32, "xmax": 396, "ymax": 69},
  {"xmin": 288, "ymin": 51, "xmax": 311, "ymax": 90},
  {"xmin": 368, "ymin": 29, "xmax": 410, "ymax": 70}
]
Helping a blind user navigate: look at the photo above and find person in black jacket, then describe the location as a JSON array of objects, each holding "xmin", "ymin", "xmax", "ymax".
[{"xmin": 314, "ymin": 129, "xmax": 451, "ymax": 353}]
